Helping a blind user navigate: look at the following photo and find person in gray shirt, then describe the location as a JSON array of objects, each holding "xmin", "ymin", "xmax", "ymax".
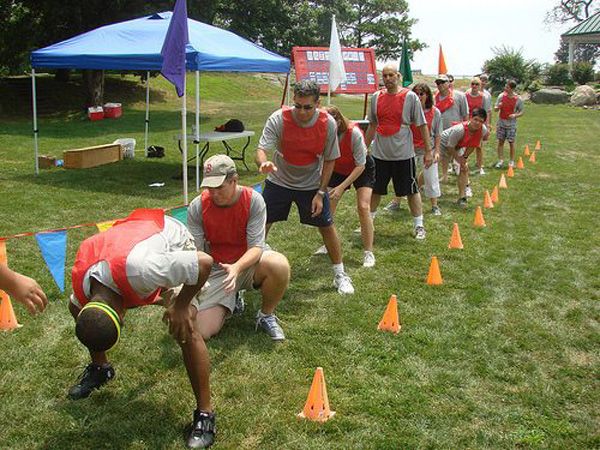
[{"xmin": 255, "ymin": 80, "xmax": 355, "ymax": 295}]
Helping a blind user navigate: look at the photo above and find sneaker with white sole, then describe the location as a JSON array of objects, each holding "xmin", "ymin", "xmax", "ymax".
[
  {"xmin": 494, "ymin": 160, "xmax": 504, "ymax": 169},
  {"xmin": 431, "ymin": 205, "xmax": 442, "ymax": 216},
  {"xmin": 479, "ymin": 167, "xmax": 486, "ymax": 175},
  {"xmin": 383, "ymin": 201, "xmax": 400, "ymax": 212},
  {"xmin": 457, "ymin": 197, "xmax": 468, "ymax": 208},
  {"xmin": 255, "ymin": 311, "xmax": 285, "ymax": 341},
  {"xmin": 313, "ymin": 245, "xmax": 328, "ymax": 255},
  {"xmin": 363, "ymin": 251, "xmax": 376, "ymax": 268},
  {"xmin": 334, "ymin": 273, "xmax": 355, "ymax": 295},
  {"xmin": 509, "ymin": 160, "xmax": 515, "ymax": 168},
  {"xmin": 414, "ymin": 226, "xmax": 426, "ymax": 240},
  {"xmin": 353, "ymin": 226, "xmax": 362, "ymax": 234},
  {"xmin": 232, "ymin": 290, "xmax": 245, "ymax": 316},
  {"xmin": 465, "ymin": 185, "xmax": 473, "ymax": 198},
  {"xmin": 186, "ymin": 410, "xmax": 216, "ymax": 449}
]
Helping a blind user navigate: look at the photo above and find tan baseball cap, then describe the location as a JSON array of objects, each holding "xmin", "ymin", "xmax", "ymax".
[{"xmin": 200, "ymin": 154, "xmax": 237, "ymax": 188}]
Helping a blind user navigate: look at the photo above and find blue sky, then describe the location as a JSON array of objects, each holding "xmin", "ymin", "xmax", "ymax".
[{"xmin": 402, "ymin": 0, "xmax": 580, "ymax": 75}]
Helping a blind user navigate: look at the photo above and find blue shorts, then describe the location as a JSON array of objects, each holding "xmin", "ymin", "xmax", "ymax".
[{"xmin": 262, "ymin": 180, "xmax": 334, "ymax": 228}]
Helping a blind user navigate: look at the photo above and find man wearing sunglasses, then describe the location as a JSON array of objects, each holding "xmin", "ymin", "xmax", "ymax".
[
  {"xmin": 435, "ymin": 74, "xmax": 469, "ymax": 190},
  {"xmin": 255, "ymin": 80, "xmax": 355, "ymax": 295},
  {"xmin": 365, "ymin": 63, "xmax": 432, "ymax": 240}
]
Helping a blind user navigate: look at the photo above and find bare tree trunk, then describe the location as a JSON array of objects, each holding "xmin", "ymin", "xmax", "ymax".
[{"xmin": 83, "ymin": 69, "xmax": 104, "ymax": 107}]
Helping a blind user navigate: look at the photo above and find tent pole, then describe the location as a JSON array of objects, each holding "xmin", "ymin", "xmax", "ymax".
[
  {"xmin": 144, "ymin": 71, "xmax": 150, "ymax": 156},
  {"xmin": 363, "ymin": 93, "xmax": 368, "ymax": 119},
  {"xmin": 32, "ymin": 68, "xmax": 39, "ymax": 175},
  {"xmin": 195, "ymin": 70, "xmax": 200, "ymax": 192},
  {"xmin": 280, "ymin": 73, "xmax": 289, "ymax": 107},
  {"xmin": 182, "ymin": 75, "xmax": 188, "ymax": 205}
]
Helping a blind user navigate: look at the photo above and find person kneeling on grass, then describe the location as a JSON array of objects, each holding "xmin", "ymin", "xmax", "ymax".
[
  {"xmin": 313, "ymin": 105, "xmax": 376, "ymax": 268},
  {"xmin": 440, "ymin": 108, "xmax": 489, "ymax": 208},
  {"xmin": 186, "ymin": 155, "xmax": 291, "ymax": 341},
  {"xmin": 68, "ymin": 208, "xmax": 216, "ymax": 449}
]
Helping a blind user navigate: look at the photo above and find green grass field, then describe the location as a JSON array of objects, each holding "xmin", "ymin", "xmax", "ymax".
[{"xmin": 0, "ymin": 73, "xmax": 598, "ymax": 449}]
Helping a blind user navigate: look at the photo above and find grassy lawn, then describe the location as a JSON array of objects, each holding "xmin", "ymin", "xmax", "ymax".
[{"xmin": 0, "ymin": 73, "xmax": 598, "ymax": 449}]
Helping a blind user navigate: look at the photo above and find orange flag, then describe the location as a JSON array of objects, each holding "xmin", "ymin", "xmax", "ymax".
[{"xmin": 438, "ymin": 44, "xmax": 447, "ymax": 74}]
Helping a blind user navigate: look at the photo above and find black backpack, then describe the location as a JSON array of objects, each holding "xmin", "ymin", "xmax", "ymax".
[{"xmin": 147, "ymin": 145, "xmax": 165, "ymax": 158}]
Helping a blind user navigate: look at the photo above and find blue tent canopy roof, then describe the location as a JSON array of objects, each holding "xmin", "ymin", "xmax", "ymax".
[{"xmin": 31, "ymin": 12, "xmax": 290, "ymax": 73}]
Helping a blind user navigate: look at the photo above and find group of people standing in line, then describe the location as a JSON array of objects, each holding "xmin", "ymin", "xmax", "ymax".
[{"xmin": 1, "ymin": 64, "xmax": 524, "ymax": 449}]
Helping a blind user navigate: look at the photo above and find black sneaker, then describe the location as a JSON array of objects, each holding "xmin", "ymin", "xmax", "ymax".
[
  {"xmin": 187, "ymin": 410, "xmax": 216, "ymax": 449},
  {"xmin": 232, "ymin": 290, "xmax": 246, "ymax": 316},
  {"xmin": 68, "ymin": 363, "xmax": 115, "ymax": 400}
]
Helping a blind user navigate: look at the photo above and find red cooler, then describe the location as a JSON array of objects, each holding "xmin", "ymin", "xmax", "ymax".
[
  {"xmin": 87, "ymin": 106, "xmax": 104, "ymax": 121},
  {"xmin": 103, "ymin": 103, "xmax": 122, "ymax": 119}
]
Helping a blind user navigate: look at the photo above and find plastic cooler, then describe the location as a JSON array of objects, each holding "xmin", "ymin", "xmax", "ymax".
[
  {"xmin": 104, "ymin": 102, "xmax": 122, "ymax": 118},
  {"xmin": 87, "ymin": 106, "xmax": 104, "ymax": 121},
  {"xmin": 113, "ymin": 138, "xmax": 136, "ymax": 159}
]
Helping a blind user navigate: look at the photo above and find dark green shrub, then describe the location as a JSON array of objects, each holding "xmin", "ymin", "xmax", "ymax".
[
  {"xmin": 545, "ymin": 63, "xmax": 571, "ymax": 85},
  {"xmin": 571, "ymin": 62, "xmax": 595, "ymax": 85}
]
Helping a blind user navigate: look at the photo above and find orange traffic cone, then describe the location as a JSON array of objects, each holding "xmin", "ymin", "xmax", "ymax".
[
  {"xmin": 378, "ymin": 295, "xmax": 401, "ymax": 333},
  {"xmin": 484, "ymin": 190, "xmax": 494, "ymax": 209},
  {"xmin": 426, "ymin": 256, "xmax": 443, "ymax": 285},
  {"xmin": 491, "ymin": 185, "xmax": 499, "ymax": 203},
  {"xmin": 0, "ymin": 239, "xmax": 7, "ymax": 265},
  {"xmin": 298, "ymin": 367, "xmax": 335, "ymax": 422},
  {"xmin": 499, "ymin": 173, "xmax": 508, "ymax": 189},
  {"xmin": 524, "ymin": 145, "xmax": 530, "ymax": 156},
  {"xmin": 0, "ymin": 291, "xmax": 21, "ymax": 331},
  {"xmin": 473, "ymin": 206, "xmax": 486, "ymax": 227},
  {"xmin": 507, "ymin": 166, "xmax": 515, "ymax": 178},
  {"xmin": 535, "ymin": 140, "xmax": 541, "ymax": 150},
  {"xmin": 529, "ymin": 152, "xmax": 536, "ymax": 163},
  {"xmin": 448, "ymin": 223, "xmax": 464, "ymax": 249},
  {"xmin": 516, "ymin": 157, "xmax": 525, "ymax": 169}
]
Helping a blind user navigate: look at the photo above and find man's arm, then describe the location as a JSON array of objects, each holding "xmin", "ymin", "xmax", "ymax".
[
  {"xmin": 419, "ymin": 123, "xmax": 433, "ymax": 167},
  {"xmin": 365, "ymin": 123, "xmax": 376, "ymax": 148},
  {"xmin": 0, "ymin": 264, "xmax": 47, "ymax": 315},
  {"xmin": 256, "ymin": 147, "xmax": 277, "ymax": 174}
]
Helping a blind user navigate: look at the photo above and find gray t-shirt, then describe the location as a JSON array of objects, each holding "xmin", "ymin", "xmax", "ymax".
[
  {"xmin": 441, "ymin": 122, "xmax": 489, "ymax": 149},
  {"xmin": 495, "ymin": 92, "xmax": 524, "ymax": 128},
  {"xmin": 415, "ymin": 107, "xmax": 443, "ymax": 155},
  {"xmin": 368, "ymin": 89, "xmax": 426, "ymax": 161},
  {"xmin": 483, "ymin": 89, "xmax": 492, "ymax": 113},
  {"xmin": 437, "ymin": 90, "xmax": 469, "ymax": 130},
  {"xmin": 258, "ymin": 108, "xmax": 339, "ymax": 190},
  {"xmin": 75, "ymin": 216, "xmax": 199, "ymax": 304},
  {"xmin": 187, "ymin": 188, "xmax": 266, "ymax": 255}
]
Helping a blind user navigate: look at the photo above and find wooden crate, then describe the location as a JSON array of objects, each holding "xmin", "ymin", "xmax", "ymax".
[{"xmin": 63, "ymin": 143, "xmax": 122, "ymax": 169}]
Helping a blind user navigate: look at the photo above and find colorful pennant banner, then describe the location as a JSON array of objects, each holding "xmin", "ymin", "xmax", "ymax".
[{"xmin": 35, "ymin": 230, "xmax": 67, "ymax": 292}]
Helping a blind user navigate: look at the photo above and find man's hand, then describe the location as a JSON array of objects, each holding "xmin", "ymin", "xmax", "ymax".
[
  {"xmin": 259, "ymin": 161, "xmax": 278, "ymax": 174},
  {"xmin": 311, "ymin": 193, "xmax": 324, "ymax": 217},
  {"xmin": 328, "ymin": 186, "xmax": 344, "ymax": 201},
  {"xmin": 6, "ymin": 272, "xmax": 48, "ymax": 315},
  {"xmin": 509, "ymin": 113, "xmax": 517, "ymax": 119},
  {"xmin": 219, "ymin": 263, "xmax": 240, "ymax": 294},
  {"xmin": 163, "ymin": 303, "xmax": 196, "ymax": 344},
  {"xmin": 456, "ymin": 154, "xmax": 468, "ymax": 171},
  {"xmin": 432, "ymin": 151, "xmax": 440, "ymax": 164}
]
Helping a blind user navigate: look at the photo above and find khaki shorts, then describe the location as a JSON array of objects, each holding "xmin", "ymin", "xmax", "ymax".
[{"xmin": 191, "ymin": 253, "xmax": 270, "ymax": 313}]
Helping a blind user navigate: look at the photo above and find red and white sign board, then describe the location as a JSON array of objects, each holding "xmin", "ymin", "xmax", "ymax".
[{"xmin": 292, "ymin": 46, "xmax": 378, "ymax": 95}]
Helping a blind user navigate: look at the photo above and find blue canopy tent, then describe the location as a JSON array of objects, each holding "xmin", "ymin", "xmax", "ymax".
[{"xmin": 30, "ymin": 12, "xmax": 290, "ymax": 201}]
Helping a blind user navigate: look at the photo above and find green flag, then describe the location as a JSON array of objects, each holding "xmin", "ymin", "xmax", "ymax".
[{"xmin": 399, "ymin": 40, "xmax": 413, "ymax": 87}]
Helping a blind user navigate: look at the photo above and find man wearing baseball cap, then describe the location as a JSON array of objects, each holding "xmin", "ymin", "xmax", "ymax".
[{"xmin": 187, "ymin": 154, "xmax": 290, "ymax": 343}]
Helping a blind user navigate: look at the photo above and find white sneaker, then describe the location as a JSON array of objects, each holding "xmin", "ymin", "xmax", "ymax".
[
  {"xmin": 313, "ymin": 245, "xmax": 328, "ymax": 255},
  {"xmin": 353, "ymin": 226, "xmax": 362, "ymax": 234},
  {"xmin": 494, "ymin": 160, "xmax": 504, "ymax": 169},
  {"xmin": 431, "ymin": 205, "xmax": 442, "ymax": 216},
  {"xmin": 479, "ymin": 167, "xmax": 486, "ymax": 175},
  {"xmin": 509, "ymin": 160, "xmax": 515, "ymax": 168},
  {"xmin": 453, "ymin": 161, "xmax": 461, "ymax": 175},
  {"xmin": 414, "ymin": 226, "xmax": 426, "ymax": 240},
  {"xmin": 334, "ymin": 273, "xmax": 355, "ymax": 295},
  {"xmin": 363, "ymin": 251, "xmax": 376, "ymax": 268},
  {"xmin": 465, "ymin": 185, "xmax": 473, "ymax": 198},
  {"xmin": 383, "ymin": 201, "xmax": 400, "ymax": 212}
]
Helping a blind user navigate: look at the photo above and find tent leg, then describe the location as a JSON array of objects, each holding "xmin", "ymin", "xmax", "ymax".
[
  {"xmin": 182, "ymin": 76, "xmax": 188, "ymax": 205},
  {"xmin": 144, "ymin": 71, "xmax": 150, "ymax": 156},
  {"xmin": 280, "ymin": 72, "xmax": 289, "ymax": 107},
  {"xmin": 195, "ymin": 71, "xmax": 200, "ymax": 193},
  {"xmin": 363, "ymin": 93, "xmax": 368, "ymax": 120},
  {"xmin": 32, "ymin": 68, "xmax": 39, "ymax": 175}
]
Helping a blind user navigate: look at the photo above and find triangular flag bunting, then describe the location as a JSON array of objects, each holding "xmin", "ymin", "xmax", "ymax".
[
  {"xmin": 253, "ymin": 183, "xmax": 263, "ymax": 193},
  {"xmin": 170, "ymin": 206, "xmax": 188, "ymax": 225},
  {"xmin": 0, "ymin": 290, "xmax": 22, "ymax": 330},
  {"xmin": 96, "ymin": 220, "xmax": 116, "ymax": 233},
  {"xmin": 35, "ymin": 230, "xmax": 67, "ymax": 292}
]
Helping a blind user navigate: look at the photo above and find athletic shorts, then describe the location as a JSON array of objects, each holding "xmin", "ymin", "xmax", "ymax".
[
  {"xmin": 191, "ymin": 253, "xmax": 271, "ymax": 313},
  {"xmin": 329, "ymin": 154, "xmax": 375, "ymax": 191},
  {"xmin": 496, "ymin": 124, "xmax": 517, "ymax": 143},
  {"xmin": 373, "ymin": 157, "xmax": 419, "ymax": 197},
  {"xmin": 262, "ymin": 179, "xmax": 333, "ymax": 227}
]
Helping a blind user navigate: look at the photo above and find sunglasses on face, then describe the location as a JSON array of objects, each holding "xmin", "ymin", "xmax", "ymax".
[
  {"xmin": 415, "ymin": 92, "xmax": 426, "ymax": 96},
  {"xmin": 294, "ymin": 103, "xmax": 315, "ymax": 110},
  {"xmin": 435, "ymin": 80, "xmax": 447, "ymax": 85},
  {"xmin": 471, "ymin": 82, "xmax": 480, "ymax": 86}
]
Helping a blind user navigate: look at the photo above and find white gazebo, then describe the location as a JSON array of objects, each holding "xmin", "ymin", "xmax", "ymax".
[{"xmin": 561, "ymin": 11, "xmax": 600, "ymax": 69}]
